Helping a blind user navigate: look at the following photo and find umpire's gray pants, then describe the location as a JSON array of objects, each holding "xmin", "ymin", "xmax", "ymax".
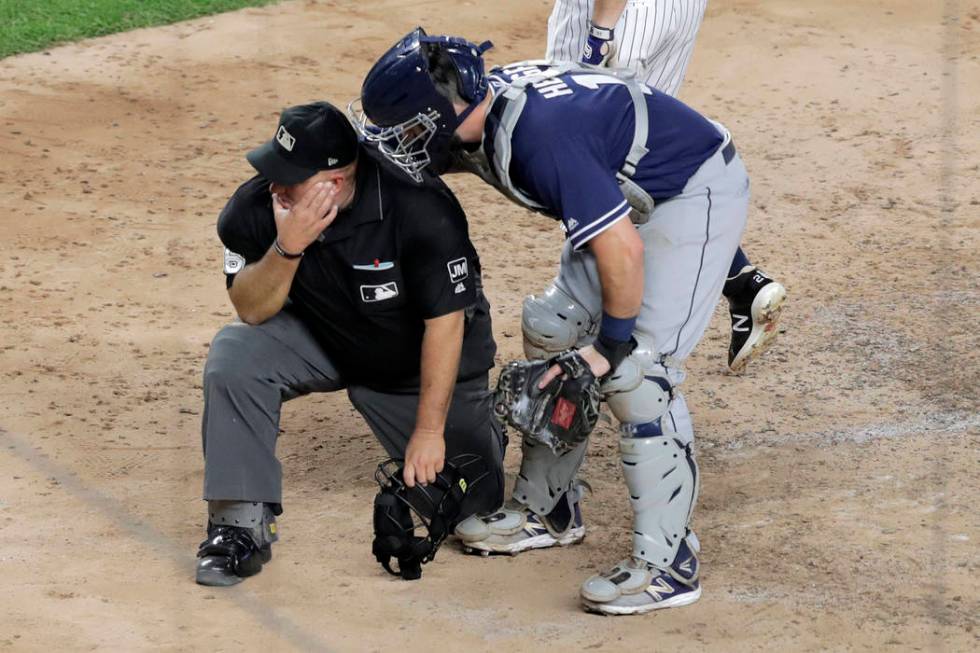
[{"xmin": 201, "ymin": 310, "xmax": 506, "ymax": 517}]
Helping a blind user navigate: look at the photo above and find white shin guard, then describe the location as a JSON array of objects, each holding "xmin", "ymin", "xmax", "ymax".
[
  {"xmin": 512, "ymin": 435, "xmax": 588, "ymax": 516},
  {"xmin": 514, "ymin": 284, "xmax": 594, "ymax": 517},
  {"xmin": 620, "ymin": 434, "xmax": 699, "ymax": 570}
]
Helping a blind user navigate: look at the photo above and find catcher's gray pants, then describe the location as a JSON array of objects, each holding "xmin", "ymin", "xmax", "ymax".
[
  {"xmin": 517, "ymin": 137, "xmax": 749, "ymax": 511},
  {"xmin": 201, "ymin": 310, "xmax": 506, "ymax": 518}
]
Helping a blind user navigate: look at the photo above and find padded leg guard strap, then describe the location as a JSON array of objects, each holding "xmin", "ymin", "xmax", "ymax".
[
  {"xmin": 512, "ymin": 435, "xmax": 588, "ymax": 516},
  {"xmin": 620, "ymin": 434, "xmax": 699, "ymax": 570}
]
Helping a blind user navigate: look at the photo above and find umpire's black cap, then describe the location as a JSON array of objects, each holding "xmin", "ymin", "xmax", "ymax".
[{"xmin": 247, "ymin": 101, "xmax": 358, "ymax": 185}]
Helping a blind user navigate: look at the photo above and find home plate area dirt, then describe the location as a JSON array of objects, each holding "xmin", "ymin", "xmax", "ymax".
[{"xmin": 0, "ymin": 0, "xmax": 976, "ymax": 651}]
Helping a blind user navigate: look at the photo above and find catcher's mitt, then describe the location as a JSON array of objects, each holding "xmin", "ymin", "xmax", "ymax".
[{"xmin": 494, "ymin": 350, "xmax": 601, "ymax": 454}]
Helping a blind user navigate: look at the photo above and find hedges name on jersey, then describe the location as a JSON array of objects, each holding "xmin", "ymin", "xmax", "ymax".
[{"xmin": 474, "ymin": 61, "xmax": 724, "ymax": 250}]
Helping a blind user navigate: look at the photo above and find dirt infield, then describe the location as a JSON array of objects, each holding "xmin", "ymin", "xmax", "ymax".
[{"xmin": 0, "ymin": 0, "xmax": 977, "ymax": 650}]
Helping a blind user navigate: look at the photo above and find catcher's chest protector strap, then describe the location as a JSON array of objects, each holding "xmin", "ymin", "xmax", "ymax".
[{"xmin": 466, "ymin": 60, "xmax": 655, "ymax": 218}]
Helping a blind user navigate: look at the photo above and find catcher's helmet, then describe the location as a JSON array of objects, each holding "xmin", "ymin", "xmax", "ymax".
[
  {"xmin": 349, "ymin": 27, "xmax": 492, "ymax": 181},
  {"xmin": 371, "ymin": 453, "xmax": 489, "ymax": 580}
]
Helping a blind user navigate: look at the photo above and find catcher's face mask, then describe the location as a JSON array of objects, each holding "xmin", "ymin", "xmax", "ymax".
[
  {"xmin": 351, "ymin": 27, "xmax": 492, "ymax": 182},
  {"xmin": 371, "ymin": 454, "xmax": 488, "ymax": 580},
  {"xmin": 349, "ymin": 101, "xmax": 443, "ymax": 182}
]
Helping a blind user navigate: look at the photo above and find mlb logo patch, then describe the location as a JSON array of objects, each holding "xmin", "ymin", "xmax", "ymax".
[
  {"xmin": 360, "ymin": 282, "xmax": 399, "ymax": 302},
  {"xmin": 276, "ymin": 125, "xmax": 295, "ymax": 152},
  {"xmin": 447, "ymin": 257, "xmax": 468, "ymax": 283}
]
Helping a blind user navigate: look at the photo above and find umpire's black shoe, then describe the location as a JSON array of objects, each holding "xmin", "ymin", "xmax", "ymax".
[
  {"xmin": 195, "ymin": 524, "xmax": 272, "ymax": 587},
  {"xmin": 724, "ymin": 266, "xmax": 786, "ymax": 373}
]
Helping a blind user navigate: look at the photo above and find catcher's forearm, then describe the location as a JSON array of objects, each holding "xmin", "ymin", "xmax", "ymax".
[
  {"xmin": 593, "ymin": 0, "xmax": 627, "ymax": 28},
  {"xmin": 227, "ymin": 245, "xmax": 301, "ymax": 324},
  {"xmin": 414, "ymin": 311, "xmax": 465, "ymax": 435},
  {"xmin": 588, "ymin": 218, "xmax": 644, "ymax": 318}
]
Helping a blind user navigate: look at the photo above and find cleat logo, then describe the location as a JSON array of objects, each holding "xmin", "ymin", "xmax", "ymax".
[
  {"xmin": 607, "ymin": 571, "xmax": 631, "ymax": 584},
  {"xmin": 645, "ymin": 577, "xmax": 676, "ymax": 601},
  {"xmin": 732, "ymin": 313, "xmax": 750, "ymax": 332},
  {"xmin": 678, "ymin": 558, "xmax": 692, "ymax": 574}
]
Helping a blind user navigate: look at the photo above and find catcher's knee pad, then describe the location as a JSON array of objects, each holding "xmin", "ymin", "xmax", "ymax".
[
  {"xmin": 600, "ymin": 334, "xmax": 674, "ymax": 431},
  {"xmin": 620, "ymin": 433, "xmax": 699, "ymax": 570},
  {"xmin": 521, "ymin": 284, "xmax": 595, "ymax": 360},
  {"xmin": 512, "ymin": 435, "xmax": 588, "ymax": 516}
]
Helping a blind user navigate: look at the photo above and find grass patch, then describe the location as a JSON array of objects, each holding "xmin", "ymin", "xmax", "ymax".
[{"xmin": 0, "ymin": 0, "xmax": 279, "ymax": 58}]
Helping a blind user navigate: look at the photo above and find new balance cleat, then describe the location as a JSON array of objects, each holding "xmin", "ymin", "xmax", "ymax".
[
  {"xmin": 580, "ymin": 536, "xmax": 701, "ymax": 615},
  {"xmin": 455, "ymin": 498, "xmax": 585, "ymax": 555},
  {"xmin": 724, "ymin": 266, "xmax": 786, "ymax": 373}
]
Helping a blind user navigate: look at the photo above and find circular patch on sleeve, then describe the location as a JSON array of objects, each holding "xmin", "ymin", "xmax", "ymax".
[{"xmin": 224, "ymin": 248, "xmax": 245, "ymax": 274}]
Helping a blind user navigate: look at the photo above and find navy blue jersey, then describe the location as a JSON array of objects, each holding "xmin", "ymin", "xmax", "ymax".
[{"xmin": 486, "ymin": 63, "xmax": 723, "ymax": 250}]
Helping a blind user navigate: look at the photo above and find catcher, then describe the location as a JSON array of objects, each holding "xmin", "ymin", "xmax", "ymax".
[
  {"xmin": 195, "ymin": 101, "xmax": 505, "ymax": 586},
  {"xmin": 353, "ymin": 28, "xmax": 763, "ymax": 614}
]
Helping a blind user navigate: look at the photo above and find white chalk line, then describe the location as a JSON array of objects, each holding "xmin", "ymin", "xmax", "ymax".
[{"xmin": 0, "ymin": 426, "xmax": 333, "ymax": 653}]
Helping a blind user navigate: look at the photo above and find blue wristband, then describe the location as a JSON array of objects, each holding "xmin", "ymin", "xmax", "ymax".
[{"xmin": 599, "ymin": 312, "xmax": 636, "ymax": 343}]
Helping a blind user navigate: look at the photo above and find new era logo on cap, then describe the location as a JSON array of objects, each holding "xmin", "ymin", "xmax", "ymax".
[{"xmin": 276, "ymin": 126, "xmax": 295, "ymax": 151}]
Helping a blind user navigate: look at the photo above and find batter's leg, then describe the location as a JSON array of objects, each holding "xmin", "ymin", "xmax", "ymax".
[
  {"xmin": 617, "ymin": 0, "xmax": 787, "ymax": 372},
  {"xmin": 546, "ymin": 0, "xmax": 592, "ymax": 62},
  {"xmin": 612, "ymin": 0, "xmax": 707, "ymax": 97},
  {"xmin": 723, "ymin": 248, "xmax": 787, "ymax": 373}
]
